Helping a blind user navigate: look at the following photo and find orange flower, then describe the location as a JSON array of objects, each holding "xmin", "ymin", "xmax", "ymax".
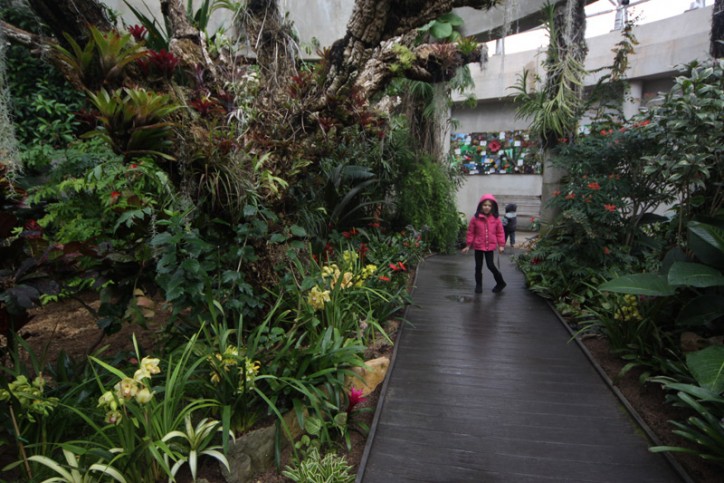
[
  {"xmin": 603, "ymin": 247, "xmax": 610, "ymax": 255},
  {"xmin": 604, "ymin": 204, "xmax": 616, "ymax": 212},
  {"xmin": 587, "ymin": 182, "xmax": 601, "ymax": 190}
]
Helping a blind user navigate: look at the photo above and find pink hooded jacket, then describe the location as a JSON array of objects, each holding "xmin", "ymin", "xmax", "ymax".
[{"xmin": 466, "ymin": 194, "xmax": 505, "ymax": 251}]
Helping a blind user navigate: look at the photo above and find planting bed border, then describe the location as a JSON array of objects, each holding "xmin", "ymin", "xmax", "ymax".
[
  {"xmin": 355, "ymin": 257, "xmax": 422, "ymax": 482},
  {"xmin": 354, "ymin": 259, "xmax": 695, "ymax": 482},
  {"xmin": 547, "ymin": 299, "xmax": 695, "ymax": 483}
]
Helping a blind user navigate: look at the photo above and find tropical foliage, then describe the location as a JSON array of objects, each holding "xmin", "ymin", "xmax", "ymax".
[
  {"xmin": 0, "ymin": 0, "xmax": 480, "ymax": 479},
  {"xmin": 516, "ymin": 58, "xmax": 724, "ymax": 466}
]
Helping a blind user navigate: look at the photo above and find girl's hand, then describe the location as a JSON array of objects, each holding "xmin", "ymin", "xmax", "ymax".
[
  {"xmin": 498, "ymin": 246, "xmax": 504, "ymax": 254},
  {"xmin": 461, "ymin": 246, "xmax": 469, "ymax": 254}
]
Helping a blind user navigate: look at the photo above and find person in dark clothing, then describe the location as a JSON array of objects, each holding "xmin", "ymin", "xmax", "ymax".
[{"xmin": 503, "ymin": 203, "xmax": 518, "ymax": 248}]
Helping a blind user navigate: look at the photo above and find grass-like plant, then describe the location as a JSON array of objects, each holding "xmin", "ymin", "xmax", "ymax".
[
  {"xmin": 282, "ymin": 446, "xmax": 355, "ymax": 483},
  {"xmin": 59, "ymin": 333, "xmax": 222, "ymax": 482},
  {"xmin": 27, "ymin": 447, "xmax": 128, "ymax": 483}
]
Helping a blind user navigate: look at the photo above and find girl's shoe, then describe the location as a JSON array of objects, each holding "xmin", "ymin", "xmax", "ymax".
[
  {"xmin": 475, "ymin": 285, "xmax": 483, "ymax": 293},
  {"xmin": 492, "ymin": 282, "xmax": 506, "ymax": 293}
]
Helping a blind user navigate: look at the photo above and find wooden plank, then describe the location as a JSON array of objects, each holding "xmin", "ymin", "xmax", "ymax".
[{"xmin": 358, "ymin": 254, "xmax": 682, "ymax": 483}]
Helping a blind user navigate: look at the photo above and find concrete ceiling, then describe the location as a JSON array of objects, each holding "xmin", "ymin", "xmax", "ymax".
[{"xmin": 456, "ymin": 0, "xmax": 600, "ymax": 42}]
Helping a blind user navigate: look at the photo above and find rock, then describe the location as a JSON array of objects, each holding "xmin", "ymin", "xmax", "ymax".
[
  {"xmin": 347, "ymin": 356, "xmax": 390, "ymax": 396},
  {"xmin": 222, "ymin": 409, "xmax": 304, "ymax": 483},
  {"xmin": 681, "ymin": 331, "xmax": 724, "ymax": 352}
]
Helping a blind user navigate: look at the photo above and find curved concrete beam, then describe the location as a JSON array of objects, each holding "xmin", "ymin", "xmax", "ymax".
[{"xmin": 456, "ymin": 0, "xmax": 599, "ymax": 42}]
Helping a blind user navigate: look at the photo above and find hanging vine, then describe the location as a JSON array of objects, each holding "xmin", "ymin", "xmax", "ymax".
[
  {"xmin": 0, "ymin": 29, "xmax": 20, "ymax": 170},
  {"xmin": 510, "ymin": 0, "xmax": 588, "ymax": 147}
]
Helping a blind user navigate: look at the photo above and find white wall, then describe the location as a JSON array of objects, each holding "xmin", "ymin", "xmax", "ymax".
[
  {"xmin": 457, "ymin": 174, "xmax": 541, "ymax": 228},
  {"xmin": 451, "ymin": 5, "xmax": 712, "ymax": 222}
]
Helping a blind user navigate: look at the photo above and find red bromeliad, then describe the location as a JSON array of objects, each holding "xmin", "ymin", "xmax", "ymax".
[
  {"xmin": 128, "ymin": 25, "xmax": 147, "ymax": 42},
  {"xmin": 347, "ymin": 387, "xmax": 366, "ymax": 414}
]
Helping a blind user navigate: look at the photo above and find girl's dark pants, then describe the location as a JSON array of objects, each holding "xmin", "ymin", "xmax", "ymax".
[{"xmin": 474, "ymin": 250, "xmax": 505, "ymax": 288}]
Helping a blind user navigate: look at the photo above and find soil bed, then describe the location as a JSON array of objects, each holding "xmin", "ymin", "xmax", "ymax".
[{"xmin": 581, "ymin": 335, "xmax": 721, "ymax": 483}]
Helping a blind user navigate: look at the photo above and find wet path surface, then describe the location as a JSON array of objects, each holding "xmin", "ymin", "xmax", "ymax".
[{"xmin": 357, "ymin": 253, "xmax": 682, "ymax": 483}]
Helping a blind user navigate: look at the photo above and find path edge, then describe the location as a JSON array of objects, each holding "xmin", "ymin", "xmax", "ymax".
[
  {"xmin": 544, "ymin": 298, "xmax": 694, "ymax": 483},
  {"xmin": 354, "ymin": 254, "xmax": 430, "ymax": 482}
]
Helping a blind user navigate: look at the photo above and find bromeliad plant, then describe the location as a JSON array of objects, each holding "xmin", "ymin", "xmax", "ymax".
[
  {"xmin": 86, "ymin": 87, "xmax": 181, "ymax": 161},
  {"xmin": 54, "ymin": 26, "xmax": 148, "ymax": 91}
]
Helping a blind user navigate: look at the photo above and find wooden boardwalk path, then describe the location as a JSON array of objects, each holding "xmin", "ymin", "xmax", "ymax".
[{"xmin": 357, "ymin": 252, "xmax": 684, "ymax": 483}]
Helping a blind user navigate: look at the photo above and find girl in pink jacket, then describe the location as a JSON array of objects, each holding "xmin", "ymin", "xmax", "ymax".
[{"xmin": 461, "ymin": 194, "xmax": 507, "ymax": 293}]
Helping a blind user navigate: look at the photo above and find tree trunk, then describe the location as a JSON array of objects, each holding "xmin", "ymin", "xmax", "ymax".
[
  {"xmin": 713, "ymin": 0, "xmax": 724, "ymax": 58},
  {"xmin": 0, "ymin": 29, "xmax": 20, "ymax": 169},
  {"xmin": 26, "ymin": 0, "xmax": 112, "ymax": 46},
  {"xmin": 324, "ymin": 0, "xmax": 498, "ymax": 100},
  {"xmin": 242, "ymin": 0, "xmax": 298, "ymax": 91},
  {"xmin": 540, "ymin": 0, "xmax": 587, "ymax": 224}
]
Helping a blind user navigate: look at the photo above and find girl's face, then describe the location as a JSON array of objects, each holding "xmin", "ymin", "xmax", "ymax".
[{"xmin": 481, "ymin": 201, "xmax": 492, "ymax": 213}]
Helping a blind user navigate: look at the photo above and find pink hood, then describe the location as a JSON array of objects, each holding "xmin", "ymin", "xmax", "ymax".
[{"xmin": 466, "ymin": 194, "xmax": 505, "ymax": 250}]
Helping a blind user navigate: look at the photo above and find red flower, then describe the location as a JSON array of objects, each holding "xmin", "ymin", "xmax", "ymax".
[
  {"xmin": 604, "ymin": 204, "xmax": 616, "ymax": 212},
  {"xmin": 531, "ymin": 258, "xmax": 541, "ymax": 265},
  {"xmin": 128, "ymin": 25, "xmax": 147, "ymax": 42},
  {"xmin": 129, "ymin": 163, "xmax": 138, "ymax": 169},
  {"xmin": 342, "ymin": 231, "xmax": 352, "ymax": 239},
  {"xmin": 603, "ymin": 246, "xmax": 610, "ymax": 255},
  {"xmin": 488, "ymin": 140, "xmax": 502, "ymax": 153},
  {"xmin": 565, "ymin": 192, "xmax": 576, "ymax": 200},
  {"xmin": 22, "ymin": 219, "xmax": 43, "ymax": 239},
  {"xmin": 189, "ymin": 96, "xmax": 219, "ymax": 117},
  {"xmin": 368, "ymin": 222, "xmax": 380, "ymax": 229},
  {"xmin": 378, "ymin": 276, "xmax": 391, "ymax": 282},
  {"xmin": 389, "ymin": 262, "xmax": 407, "ymax": 272},
  {"xmin": 324, "ymin": 243, "xmax": 334, "ymax": 260},
  {"xmin": 587, "ymin": 182, "xmax": 601, "ymax": 190},
  {"xmin": 552, "ymin": 190, "xmax": 561, "ymax": 197},
  {"xmin": 110, "ymin": 191, "xmax": 121, "ymax": 204},
  {"xmin": 147, "ymin": 49, "xmax": 179, "ymax": 77},
  {"xmin": 347, "ymin": 387, "xmax": 367, "ymax": 414}
]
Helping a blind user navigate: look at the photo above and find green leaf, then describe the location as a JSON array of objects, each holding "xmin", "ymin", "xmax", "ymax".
[
  {"xmin": 599, "ymin": 273, "xmax": 675, "ymax": 296},
  {"xmin": 676, "ymin": 295, "xmax": 724, "ymax": 327},
  {"xmin": 290, "ymin": 225, "xmax": 307, "ymax": 237},
  {"xmin": 688, "ymin": 221, "xmax": 724, "ymax": 270},
  {"xmin": 686, "ymin": 346, "xmax": 724, "ymax": 394},
  {"xmin": 269, "ymin": 233, "xmax": 286, "ymax": 244},
  {"xmin": 430, "ymin": 22, "xmax": 453, "ymax": 40},
  {"xmin": 304, "ymin": 416, "xmax": 322, "ymax": 436},
  {"xmin": 438, "ymin": 12, "xmax": 464, "ymax": 27},
  {"xmin": 668, "ymin": 261, "xmax": 724, "ymax": 287},
  {"xmin": 243, "ymin": 204, "xmax": 258, "ymax": 217}
]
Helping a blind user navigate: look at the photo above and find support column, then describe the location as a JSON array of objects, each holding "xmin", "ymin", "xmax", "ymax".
[
  {"xmin": 540, "ymin": 151, "xmax": 566, "ymax": 224},
  {"xmin": 623, "ymin": 80, "xmax": 643, "ymax": 120}
]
